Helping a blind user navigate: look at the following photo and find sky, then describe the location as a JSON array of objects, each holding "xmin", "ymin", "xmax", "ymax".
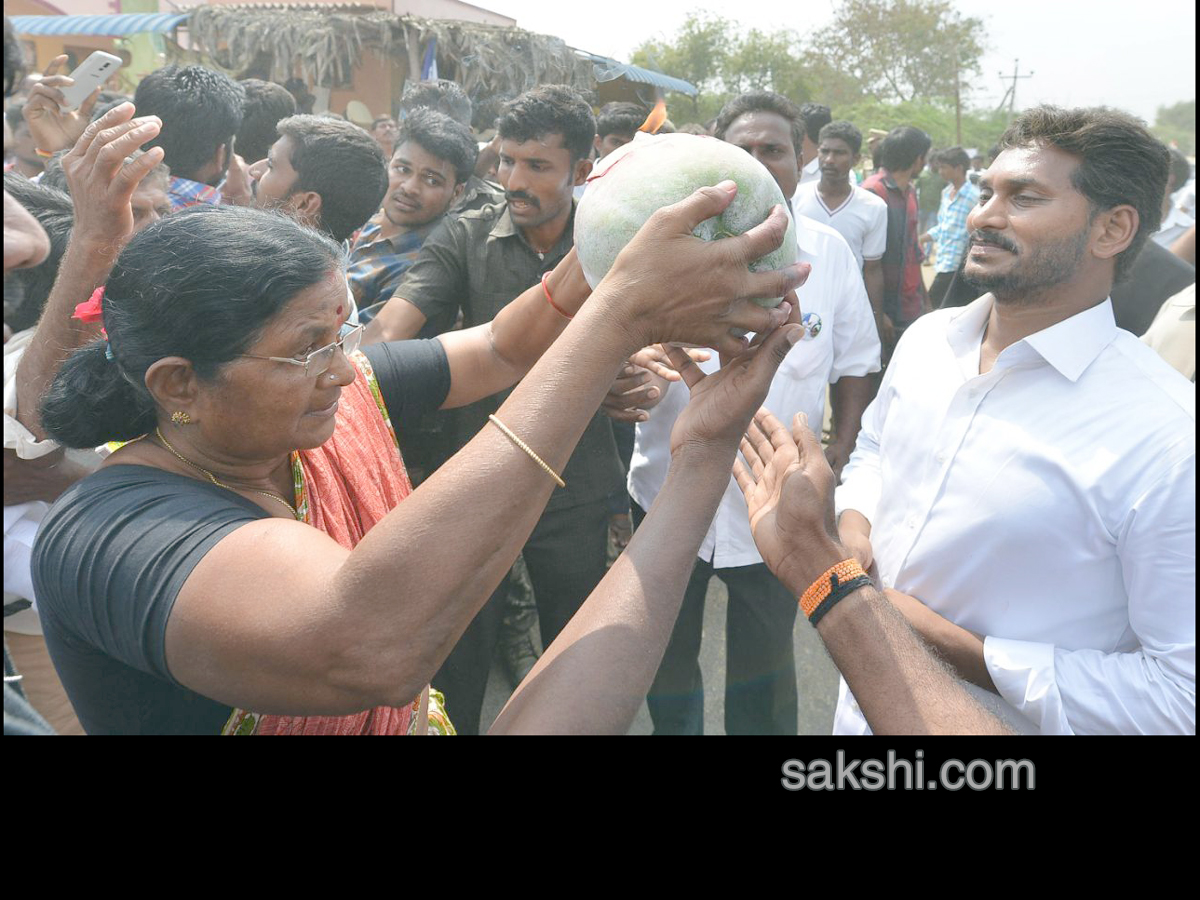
[{"xmin": 489, "ymin": 0, "xmax": 1196, "ymax": 123}]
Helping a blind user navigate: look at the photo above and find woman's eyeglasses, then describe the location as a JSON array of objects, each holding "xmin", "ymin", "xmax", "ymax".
[{"xmin": 239, "ymin": 322, "xmax": 364, "ymax": 378}]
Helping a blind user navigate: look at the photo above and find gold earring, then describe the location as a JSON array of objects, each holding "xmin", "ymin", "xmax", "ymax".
[{"xmin": 171, "ymin": 411, "xmax": 192, "ymax": 426}]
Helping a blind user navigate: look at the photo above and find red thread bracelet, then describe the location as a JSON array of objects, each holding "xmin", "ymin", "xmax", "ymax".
[{"xmin": 541, "ymin": 271, "xmax": 573, "ymax": 319}]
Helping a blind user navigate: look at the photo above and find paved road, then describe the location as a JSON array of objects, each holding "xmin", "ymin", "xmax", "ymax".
[{"xmin": 479, "ymin": 576, "xmax": 841, "ymax": 735}]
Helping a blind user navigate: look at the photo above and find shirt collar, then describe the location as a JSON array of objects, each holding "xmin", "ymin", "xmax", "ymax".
[
  {"xmin": 790, "ymin": 208, "xmax": 822, "ymax": 261},
  {"xmin": 945, "ymin": 294, "xmax": 1118, "ymax": 383},
  {"xmin": 1021, "ymin": 298, "xmax": 1117, "ymax": 381},
  {"xmin": 360, "ymin": 211, "xmax": 441, "ymax": 251},
  {"xmin": 168, "ymin": 175, "xmax": 221, "ymax": 203}
]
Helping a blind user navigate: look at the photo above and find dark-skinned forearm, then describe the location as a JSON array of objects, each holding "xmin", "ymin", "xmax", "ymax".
[
  {"xmin": 489, "ymin": 445, "xmax": 735, "ymax": 734},
  {"xmin": 816, "ymin": 585, "xmax": 1012, "ymax": 735},
  {"xmin": 331, "ymin": 295, "xmax": 638, "ymax": 702},
  {"xmin": 829, "ymin": 375, "xmax": 872, "ymax": 450}
]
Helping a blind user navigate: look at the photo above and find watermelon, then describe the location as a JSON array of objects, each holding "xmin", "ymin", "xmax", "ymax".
[{"xmin": 574, "ymin": 132, "xmax": 797, "ymax": 307}]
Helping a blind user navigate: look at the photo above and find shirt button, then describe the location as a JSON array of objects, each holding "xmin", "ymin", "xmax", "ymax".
[
  {"xmin": 907, "ymin": 517, "xmax": 917, "ymax": 529},
  {"xmin": 936, "ymin": 452, "xmax": 947, "ymax": 463}
]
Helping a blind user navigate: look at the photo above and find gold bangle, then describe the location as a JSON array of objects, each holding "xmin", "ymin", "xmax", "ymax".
[{"xmin": 487, "ymin": 414, "xmax": 566, "ymax": 488}]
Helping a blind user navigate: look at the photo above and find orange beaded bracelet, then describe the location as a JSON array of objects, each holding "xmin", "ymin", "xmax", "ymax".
[{"xmin": 799, "ymin": 559, "xmax": 871, "ymax": 625}]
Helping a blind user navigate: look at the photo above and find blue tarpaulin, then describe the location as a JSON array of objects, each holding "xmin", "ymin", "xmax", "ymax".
[{"xmin": 9, "ymin": 13, "xmax": 189, "ymax": 37}]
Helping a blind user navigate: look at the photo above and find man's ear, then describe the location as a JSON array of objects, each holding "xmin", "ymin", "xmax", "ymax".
[
  {"xmin": 451, "ymin": 181, "xmax": 465, "ymax": 206},
  {"xmin": 594, "ymin": 134, "xmax": 603, "ymax": 153},
  {"xmin": 573, "ymin": 156, "xmax": 593, "ymax": 187},
  {"xmin": 1091, "ymin": 204, "xmax": 1139, "ymax": 263},
  {"xmin": 288, "ymin": 190, "xmax": 324, "ymax": 227}
]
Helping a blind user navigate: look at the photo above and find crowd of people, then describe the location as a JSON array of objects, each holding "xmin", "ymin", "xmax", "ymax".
[{"xmin": 2, "ymin": 15, "xmax": 1194, "ymax": 736}]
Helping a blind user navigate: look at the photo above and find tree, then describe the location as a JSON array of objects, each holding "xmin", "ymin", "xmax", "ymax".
[
  {"xmin": 1154, "ymin": 100, "xmax": 1195, "ymax": 156},
  {"xmin": 632, "ymin": 13, "xmax": 816, "ymax": 126},
  {"xmin": 631, "ymin": 12, "xmax": 734, "ymax": 99},
  {"xmin": 813, "ymin": 0, "xmax": 986, "ymax": 104},
  {"xmin": 722, "ymin": 29, "xmax": 811, "ymax": 104}
]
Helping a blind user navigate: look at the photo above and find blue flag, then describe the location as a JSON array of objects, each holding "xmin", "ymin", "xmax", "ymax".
[{"xmin": 421, "ymin": 37, "xmax": 438, "ymax": 81}]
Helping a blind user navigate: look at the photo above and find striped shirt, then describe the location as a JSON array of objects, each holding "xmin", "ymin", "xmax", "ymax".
[{"xmin": 927, "ymin": 180, "xmax": 980, "ymax": 273}]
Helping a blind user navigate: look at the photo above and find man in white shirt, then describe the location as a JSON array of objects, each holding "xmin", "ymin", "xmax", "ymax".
[
  {"xmin": 835, "ymin": 105, "xmax": 1195, "ymax": 735},
  {"xmin": 794, "ymin": 102, "xmax": 830, "ymax": 190},
  {"xmin": 628, "ymin": 90, "xmax": 881, "ymax": 734},
  {"xmin": 793, "ymin": 120, "xmax": 888, "ymax": 348}
]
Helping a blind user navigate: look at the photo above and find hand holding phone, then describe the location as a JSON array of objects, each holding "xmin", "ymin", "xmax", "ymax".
[
  {"xmin": 58, "ymin": 51, "xmax": 123, "ymax": 110},
  {"xmin": 21, "ymin": 54, "xmax": 111, "ymax": 154}
]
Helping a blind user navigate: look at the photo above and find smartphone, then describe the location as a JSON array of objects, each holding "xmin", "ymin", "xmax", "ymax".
[{"xmin": 59, "ymin": 51, "xmax": 123, "ymax": 110}]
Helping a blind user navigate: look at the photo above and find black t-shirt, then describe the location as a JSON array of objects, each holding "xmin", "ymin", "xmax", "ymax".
[{"xmin": 31, "ymin": 340, "xmax": 449, "ymax": 734}]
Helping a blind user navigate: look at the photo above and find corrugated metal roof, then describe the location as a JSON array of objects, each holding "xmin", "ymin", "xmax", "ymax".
[
  {"xmin": 580, "ymin": 53, "xmax": 697, "ymax": 97},
  {"xmin": 9, "ymin": 13, "xmax": 190, "ymax": 37}
]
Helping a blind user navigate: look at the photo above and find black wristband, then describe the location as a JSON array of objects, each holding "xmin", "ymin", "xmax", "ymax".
[{"xmin": 808, "ymin": 574, "xmax": 873, "ymax": 627}]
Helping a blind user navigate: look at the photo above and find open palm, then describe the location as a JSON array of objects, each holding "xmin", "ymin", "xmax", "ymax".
[{"xmin": 733, "ymin": 410, "xmax": 841, "ymax": 592}]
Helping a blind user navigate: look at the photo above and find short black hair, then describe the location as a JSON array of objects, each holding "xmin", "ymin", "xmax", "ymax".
[
  {"xmin": 879, "ymin": 125, "xmax": 932, "ymax": 172},
  {"xmin": 395, "ymin": 108, "xmax": 478, "ymax": 185},
  {"xmin": 596, "ymin": 101, "xmax": 644, "ymax": 140},
  {"xmin": 818, "ymin": 120, "xmax": 862, "ymax": 155},
  {"xmin": 999, "ymin": 106, "xmax": 1170, "ymax": 283},
  {"xmin": 4, "ymin": 16, "xmax": 23, "ymax": 99},
  {"xmin": 5, "ymin": 103, "xmax": 24, "ymax": 131},
  {"xmin": 939, "ymin": 146, "xmax": 971, "ymax": 170},
  {"xmin": 134, "ymin": 65, "xmax": 244, "ymax": 181},
  {"xmin": 496, "ymin": 84, "xmax": 595, "ymax": 162},
  {"xmin": 41, "ymin": 148, "xmax": 169, "ymax": 196},
  {"xmin": 236, "ymin": 79, "xmax": 297, "ymax": 165},
  {"xmin": 1167, "ymin": 147, "xmax": 1191, "ymax": 194},
  {"xmin": 3, "ymin": 172, "xmax": 73, "ymax": 330},
  {"xmin": 400, "ymin": 79, "xmax": 473, "ymax": 128},
  {"xmin": 89, "ymin": 91, "xmax": 133, "ymax": 122},
  {"xmin": 799, "ymin": 102, "xmax": 832, "ymax": 145},
  {"xmin": 276, "ymin": 114, "xmax": 388, "ymax": 243},
  {"xmin": 714, "ymin": 90, "xmax": 804, "ymax": 155}
]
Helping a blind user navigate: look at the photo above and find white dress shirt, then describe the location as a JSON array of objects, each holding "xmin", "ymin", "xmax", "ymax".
[
  {"xmin": 792, "ymin": 183, "xmax": 888, "ymax": 269},
  {"xmin": 629, "ymin": 215, "xmax": 880, "ymax": 569},
  {"xmin": 4, "ymin": 328, "xmax": 57, "ymax": 632},
  {"xmin": 797, "ymin": 155, "xmax": 820, "ymax": 189},
  {"xmin": 835, "ymin": 296, "xmax": 1196, "ymax": 735}
]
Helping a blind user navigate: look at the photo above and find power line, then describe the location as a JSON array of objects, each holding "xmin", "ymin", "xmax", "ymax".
[{"xmin": 996, "ymin": 58, "xmax": 1034, "ymax": 118}]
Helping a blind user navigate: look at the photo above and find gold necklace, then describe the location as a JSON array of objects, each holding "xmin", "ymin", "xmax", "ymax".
[{"xmin": 154, "ymin": 427, "xmax": 297, "ymax": 516}]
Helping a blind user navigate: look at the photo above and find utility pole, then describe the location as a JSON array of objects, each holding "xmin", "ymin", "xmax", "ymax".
[
  {"xmin": 953, "ymin": 47, "xmax": 962, "ymax": 145},
  {"xmin": 996, "ymin": 58, "xmax": 1034, "ymax": 121}
]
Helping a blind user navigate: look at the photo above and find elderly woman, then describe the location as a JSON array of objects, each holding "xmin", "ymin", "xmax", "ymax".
[{"xmin": 29, "ymin": 170, "xmax": 807, "ymax": 733}]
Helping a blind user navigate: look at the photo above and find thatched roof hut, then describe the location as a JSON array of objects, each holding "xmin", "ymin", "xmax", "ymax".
[{"xmin": 186, "ymin": 3, "xmax": 599, "ymax": 103}]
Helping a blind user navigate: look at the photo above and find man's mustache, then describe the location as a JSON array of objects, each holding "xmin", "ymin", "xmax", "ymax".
[
  {"xmin": 506, "ymin": 191, "xmax": 539, "ymax": 208},
  {"xmin": 969, "ymin": 229, "xmax": 1018, "ymax": 253}
]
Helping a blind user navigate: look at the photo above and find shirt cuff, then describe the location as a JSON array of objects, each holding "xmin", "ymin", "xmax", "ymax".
[
  {"xmin": 983, "ymin": 636, "xmax": 1073, "ymax": 734},
  {"xmin": 834, "ymin": 477, "xmax": 880, "ymax": 523}
]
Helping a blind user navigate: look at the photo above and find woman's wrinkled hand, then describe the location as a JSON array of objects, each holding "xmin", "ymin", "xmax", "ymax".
[{"xmin": 596, "ymin": 180, "xmax": 811, "ymax": 357}]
